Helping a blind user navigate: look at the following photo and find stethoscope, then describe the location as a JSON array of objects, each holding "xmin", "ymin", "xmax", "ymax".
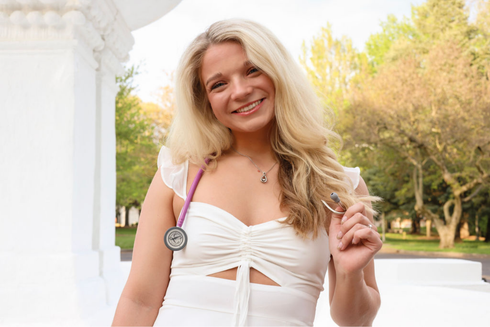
[
  {"xmin": 321, "ymin": 192, "xmax": 347, "ymax": 215},
  {"xmin": 164, "ymin": 161, "xmax": 346, "ymax": 251},
  {"xmin": 164, "ymin": 159, "xmax": 209, "ymax": 251}
]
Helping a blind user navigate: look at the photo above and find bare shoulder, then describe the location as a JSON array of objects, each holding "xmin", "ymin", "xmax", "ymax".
[
  {"xmin": 120, "ymin": 167, "xmax": 176, "ymax": 309},
  {"xmin": 355, "ymin": 176, "xmax": 370, "ymax": 197}
]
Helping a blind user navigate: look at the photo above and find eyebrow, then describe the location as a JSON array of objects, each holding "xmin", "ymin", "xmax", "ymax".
[
  {"xmin": 205, "ymin": 73, "xmax": 222, "ymax": 87},
  {"xmin": 204, "ymin": 61, "xmax": 254, "ymax": 87}
]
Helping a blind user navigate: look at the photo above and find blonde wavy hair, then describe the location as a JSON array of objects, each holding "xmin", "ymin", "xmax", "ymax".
[{"xmin": 167, "ymin": 19, "xmax": 376, "ymax": 237}]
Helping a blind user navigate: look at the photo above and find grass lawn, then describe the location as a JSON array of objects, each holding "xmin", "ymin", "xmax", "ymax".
[
  {"xmin": 115, "ymin": 226, "xmax": 490, "ymax": 255},
  {"xmin": 116, "ymin": 227, "xmax": 137, "ymax": 250},
  {"xmin": 382, "ymin": 232, "xmax": 490, "ymax": 255}
]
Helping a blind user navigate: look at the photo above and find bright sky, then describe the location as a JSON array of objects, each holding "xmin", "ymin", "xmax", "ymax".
[{"xmin": 128, "ymin": 0, "xmax": 425, "ymax": 103}]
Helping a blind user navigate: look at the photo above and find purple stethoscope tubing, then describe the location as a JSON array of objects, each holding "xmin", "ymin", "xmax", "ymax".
[{"xmin": 176, "ymin": 158, "xmax": 210, "ymax": 228}]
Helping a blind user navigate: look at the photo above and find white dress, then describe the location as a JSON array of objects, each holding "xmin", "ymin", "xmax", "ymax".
[{"xmin": 153, "ymin": 146, "xmax": 360, "ymax": 327}]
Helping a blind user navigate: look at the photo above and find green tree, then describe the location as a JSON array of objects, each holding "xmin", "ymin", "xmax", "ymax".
[
  {"xmin": 413, "ymin": 0, "xmax": 475, "ymax": 43},
  {"xmin": 348, "ymin": 40, "xmax": 490, "ymax": 248},
  {"xmin": 300, "ymin": 24, "xmax": 367, "ymax": 116},
  {"xmin": 115, "ymin": 66, "xmax": 158, "ymax": 225},
  {"xmin": 141, "ymin": 71, "xmax": 175, "ymax": 144},
  {"xmin": 302, "ymin": 0, "xmax": 490, "ymax": 248},
  {"xmin": 365, "ymin": 14, "xmax": 417, "ymax": 71},
  {"xmin": 473, "ymin": 0, "xmax": 490, "ymax": 70}
]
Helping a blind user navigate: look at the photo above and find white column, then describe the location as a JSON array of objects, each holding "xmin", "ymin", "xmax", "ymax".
[
  {"xmin": 93, "ymin": 47, "xmax": 125, "ymax": 306},
  {"xmin": 0, "ymin": 0, "xmax": 131, "ymax": 325}
]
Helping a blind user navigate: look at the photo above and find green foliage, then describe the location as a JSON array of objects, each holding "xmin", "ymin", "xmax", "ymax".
[
  {"xmin": 464, "ymin": 187, "xmax": 490, "ymax": 236},
  {"xmin": 302, "ymin": 0, "xmax": 490, "ymax": 248},
  {"xmin": 365, "ymin": 14, "xmax": 417, "ymax": 70},
  {"xmin": 300, "ymin": 24, "xmax": 366, "ymax": 116},
  {"xmin": 412, "ymin": 0, "xmax": 475, "ymax": 44},
  {"xmin": 116, "ymin": 66, "xmax": 159, "ymax": 210}
]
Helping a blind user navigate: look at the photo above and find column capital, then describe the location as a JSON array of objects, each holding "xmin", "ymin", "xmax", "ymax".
[{"xmin": 0, "ymin": 0, "xmax": 135, "ymax": 74}]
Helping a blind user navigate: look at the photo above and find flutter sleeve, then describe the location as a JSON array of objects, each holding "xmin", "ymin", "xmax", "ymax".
[
  {"xmin": 157, "ymin": 145, "xmax": 187, "ymax": 200},
  {"xmin": 342, "ymin": 166, "xmax": 361, "ymax": 190}
]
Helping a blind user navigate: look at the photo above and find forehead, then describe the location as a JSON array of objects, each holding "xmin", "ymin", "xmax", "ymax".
[{"xmin": 201, "ymin": 42, "xmax": 248, "ymax": 78}]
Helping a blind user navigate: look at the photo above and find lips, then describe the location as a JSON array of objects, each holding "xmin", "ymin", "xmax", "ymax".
[{"xmin": 233, "ymin": 99, "xmax": 264, "ymax": 113}]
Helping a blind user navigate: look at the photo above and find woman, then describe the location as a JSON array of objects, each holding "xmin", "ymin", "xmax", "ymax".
[{"xmin": 112, "ymin": 19, "xmax": 382, "ymax": 327}]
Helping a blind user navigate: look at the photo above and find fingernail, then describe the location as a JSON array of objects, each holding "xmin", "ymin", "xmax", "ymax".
[
  {"xmin": 341, "ymin": 216, "xmax": 347, "ymax": 224},
  {"xmin": 337, "ymin": 241, "xmax": 343, "ymax": 250},
  {"xmin": 337, "ymin": 231, "xmax": 343, "ymax": 239}
]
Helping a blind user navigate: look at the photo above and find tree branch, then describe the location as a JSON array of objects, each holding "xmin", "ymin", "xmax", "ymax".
[
  {"xmin": 443, "ymin": 199, "xmax": 455, "ymax": 225},
  {"xmin": 463, "ymin": 185, "xmax": 483, "ymax": 202}
]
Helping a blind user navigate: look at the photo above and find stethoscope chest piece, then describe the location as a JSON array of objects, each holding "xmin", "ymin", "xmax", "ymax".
[
  {"xmin": 164, "ymin": 226, "xmax": 188, "ymax": 251},
  {"xmin": 163, "ymin": 158, "xmax": 210, "ymax": 252}
]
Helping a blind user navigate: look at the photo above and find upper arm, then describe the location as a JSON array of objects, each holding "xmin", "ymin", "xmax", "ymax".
[
  {"xmin": 119, "ymin": 167, "xmax": 176, "ymax": 309},
  {"xmin": 354, "ymin": 177, "xmax": 380, "ymax": 293},
  {"xmin": 328, "ymin": 176, "xmax": 380, "ymax": 303}
]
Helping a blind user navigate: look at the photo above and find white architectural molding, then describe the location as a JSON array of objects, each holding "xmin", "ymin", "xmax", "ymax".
[
  {"xmin": 0, "ymin": 0, "xmax": 181, "ymax": 325},
  {"xmin": 0, "ymin": 1, "xmax": 134, "ymax": 74}
]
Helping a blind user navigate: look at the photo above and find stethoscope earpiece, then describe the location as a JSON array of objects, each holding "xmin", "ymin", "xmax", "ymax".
[
  {"xmin": 330, "ymin": 192, "xmax": 341, "ymax": 204},
  {"xmin": 321, "ymin": 192, "xmax": 347, "ymax": 215}
]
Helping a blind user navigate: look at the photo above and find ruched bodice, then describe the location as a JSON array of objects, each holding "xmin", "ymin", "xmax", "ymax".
[
  {"xmin": 157, "ymin": 146, "xmax": 360, "ymax": 326},
  {"xmin": 172, "ymin": 202, "xmax": 329, "ymax": 296}
]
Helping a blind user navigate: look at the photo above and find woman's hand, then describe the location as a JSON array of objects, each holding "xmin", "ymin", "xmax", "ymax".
[{"xmin": 328, "ymin": 202, "xmax": 382, "ymax": 276}]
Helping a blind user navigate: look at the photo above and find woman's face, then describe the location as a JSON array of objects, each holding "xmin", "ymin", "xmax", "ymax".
[{"xmin": 200, "ymin": 41, "xmax": 276, "ymax": 134}]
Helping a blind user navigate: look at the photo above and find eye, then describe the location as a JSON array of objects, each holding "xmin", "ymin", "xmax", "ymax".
[
  {"xmin": 210, "ymin": 81, "xmax": 225, "ymax": 90},
  {"xmin": 247, "ymin": 67, "xmax": 260, "ymax": 75}
]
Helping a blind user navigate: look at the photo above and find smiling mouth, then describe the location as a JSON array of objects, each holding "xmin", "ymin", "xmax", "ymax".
[{"xmin": 233, "ymin": 99, "xmax": 264, "ymax": 113}]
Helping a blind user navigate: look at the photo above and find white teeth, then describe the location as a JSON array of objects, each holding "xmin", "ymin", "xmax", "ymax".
[{"xmin": 235, "ymin": 99, "xmax": 262, "ymax": 113}]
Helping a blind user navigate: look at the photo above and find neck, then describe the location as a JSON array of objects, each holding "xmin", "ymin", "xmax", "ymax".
[{"xmin": 231, "ymin": 129, "xmax": 274, "ymax": 160}]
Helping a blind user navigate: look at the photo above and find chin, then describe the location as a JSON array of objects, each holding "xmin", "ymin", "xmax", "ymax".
[{"xmin": 232, "ymin": 120, "xmax": 274, "ymax": 134}]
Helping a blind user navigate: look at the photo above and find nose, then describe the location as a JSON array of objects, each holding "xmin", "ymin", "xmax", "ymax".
[{"xmin": 230, "ymin": 77, "xmax": 252, "ymax": 101}]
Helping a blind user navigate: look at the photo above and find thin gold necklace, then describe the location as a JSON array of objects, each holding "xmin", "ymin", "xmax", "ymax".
[{"xmin": 231, "ymin": 147, "xmax": 278, "ymax": 183}]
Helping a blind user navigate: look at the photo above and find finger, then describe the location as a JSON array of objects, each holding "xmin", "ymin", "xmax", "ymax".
[
  {"xmin": 340, "ymin": 202, "xmax": 367, "ymax": 224},
  {"xmin": 329, "ymin": 205, "xmax": 347, "ymax": 229},
  {"xmin": 331, "ymin": 205, "xmax": 346, "ymax": 219},
  {"xmin": 337, "ymin": 223, "xmax": 369, "ymax": 250},
  {"xmin": 337, "ymin": 213, "xmax": 372, "ymax": 239},
  {"xmin": 351, "ymin": 227, "xmax": 383, "ymax": 250}
]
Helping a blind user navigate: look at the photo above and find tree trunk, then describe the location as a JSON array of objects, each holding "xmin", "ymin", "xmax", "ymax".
[
  {"xmin": 381, "ymin": 212, "xmax": 386, "ymax": 242},
  {"xmin": 431, "ymin": 196, "xmax": 463, "ymax": 248},
  {"xmin": 485, "ymin": 215, "xmax": 490, "ymax": 243},
  {"xmin": 426, "ymin": 219, "xmax": 431, "ymax": 237},
  {"xmin": 115, "ymin": 206, "xmax": 120, "ymax": 225},
  {"xmin": 454, "ymin": 220, "xmax": 462, "ymax": 243},
  {"xmin": 124, "ymin": 206, "xmax": 130, "ymax": 228},
  {"xmin": 411, "ymin": 212, "xmax": 421, "ymax": 234},
  {"xmin": 438, "ymin": 225, "xmax": 457, "ymax": 248},
  {"xmin": 475, "ymin": 214, "xmax": 479, "ymax": 242},
  {"xmin": 413, "ymin": 165, "xmax": 424, "ymax": 216}
]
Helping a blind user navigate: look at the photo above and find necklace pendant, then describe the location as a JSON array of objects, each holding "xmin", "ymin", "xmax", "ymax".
[{"xmin": 260, "ymin": 173, "xmax": 267, "ymax": 183}]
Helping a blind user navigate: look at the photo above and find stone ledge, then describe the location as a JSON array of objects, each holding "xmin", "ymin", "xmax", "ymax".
[
  {"xmin": 375, "ymin": 258, "xmax": 483, "ymax": 285},
  {"xmin": 379, "ymin": 245, "xmax": 490, "ymax": 259}
]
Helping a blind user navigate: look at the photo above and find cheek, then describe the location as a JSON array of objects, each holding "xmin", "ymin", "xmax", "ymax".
[
  {"xmin": 207, "ymin": 97, "xmax": 229, "ymax": 125},
  {"xmin": 209, "ymin": 95, "xmax": 228, "ymax": 116},
  {"xmin": 206, "ymin": 96, "xmax": 218, "ymax": 115},
  {"xmin": 209, "ymin": 101, "xmax": 222, "ymax": 118}
]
